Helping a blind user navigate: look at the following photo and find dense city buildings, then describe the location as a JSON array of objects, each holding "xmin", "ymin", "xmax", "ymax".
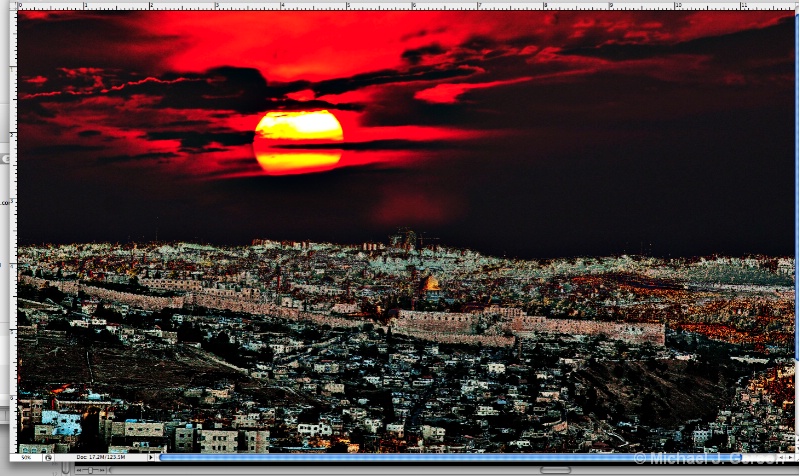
[{"xmin": 14, "ymin": 234, "xmax": 795, "ymax": 454}]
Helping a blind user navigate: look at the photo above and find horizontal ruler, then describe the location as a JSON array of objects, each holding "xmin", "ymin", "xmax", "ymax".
[{"xmin": 11, "ymin": 2, "xmax": 800, "ymax": 11}]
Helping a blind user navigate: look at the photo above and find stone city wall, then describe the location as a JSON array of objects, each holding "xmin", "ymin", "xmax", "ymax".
[
  {"xmin": 394, "ymin": 310, "xmax": 475, "ymax": 333},
  {"xmin": 390, "ymin": 310, "xmax": 664, "ymax": 346},
  {"xmin": 23, "ymin": 276, "xmax": 185, "ymax": 310},
  {"xmin": 22, "ymin": 277, "xmax": 365, "ymax": 329},
  {"xmin": 510, "ymin": 315, "xmax": 665, "ymax": 346}
]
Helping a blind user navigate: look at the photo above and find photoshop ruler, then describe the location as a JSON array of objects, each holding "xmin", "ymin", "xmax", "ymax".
[{"xmin": 6, "ymin": 1, "xmax": 800, "ymax": 10}]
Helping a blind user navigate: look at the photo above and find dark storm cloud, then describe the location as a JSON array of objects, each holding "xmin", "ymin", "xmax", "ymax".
[
  {"xmin": 453, "ymin": 34, "xmax": 541, "ymax": 59},
  {"xmin": 361, "ymin": 16, "xmax": 794, "ymax": 129},
  {"xmin": 272, "ymin": 139, "xmax": 457, "ymax": 151},
  {"xmin": 78, "ymin": 130, "xmax": 102, "ymax": 137},
  {"xmin": 97, "ymin": 151, "xmax": 180, "ymax": 164},
  {"xmin": 357, "ymin": 85, "xmax": 479, "ymax": 127},
  {"xmin": 162, "ymin": 120, "xmax": 211, "ymax": 128},
  {"xmin": 270, "ymin": 99, "xmax": 366, "ymax": 112},
  {"xmin": 19, "ymin": 101, "xmax": 57, "ymax": 119},
  {"xmin": 153, "ymin": 65, "xmax": 484, "ymax": 109},
  {"xmin": 402, "ymin": 44, "xmax": 446, "ymax": 64},
  {"xmin": 23, "ymin": 66, "xmax": 364, "ymax": 114},
  {"xmin": 29, "ymin": 144, "xmax": 106, "ymax": 155},
  {"xmin": 400, "ymin": 35, "xmax": 540, "ymax": 65},
  {"xmin": 560, "ymin": 16, "xmax": 793, "ymax": 64},
  {"xmin": 308, "ymin": 66, "xmax": 482, "ymax": 97},
  {"xmin": 144, "ymin": 130, "xmax": 256, "ymax": 150},
  {"xmin": 21, "ymin": 91, "xmax": 90, "ymax": 104},
  {"xmin": 107, "ymin": 67, "xmax": 273, "ymax": 114},
  {"xmin": 460, "ymin": 35, "xmax": 499, "ymax": 51},
  {"xmin": 18, "ymin": 13, "xmax": 178, "ymax": 78},
  {"xmin": 24, "ymin": 67, "xmax": 277, "ymax": 114},
  {"xmin": 24, "ymin": 62, "xmax": 477, "ymax": 117},
  {"xmin": 561, "ymin": 43, "xmax": 670, "ymax": 61}
]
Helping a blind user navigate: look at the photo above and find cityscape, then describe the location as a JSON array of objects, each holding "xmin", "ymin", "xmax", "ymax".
[{"xmin": 15, "ymin": 231, "xmax": 796, "ymax": 454}]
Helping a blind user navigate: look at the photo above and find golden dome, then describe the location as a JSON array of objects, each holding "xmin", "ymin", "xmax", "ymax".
[{"xmin": 421, "ymin": 275, "xmax": 440, "ymax": 291}]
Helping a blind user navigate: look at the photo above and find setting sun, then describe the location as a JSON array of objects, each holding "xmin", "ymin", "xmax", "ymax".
[{"xmin": 253, "ymin": 110, "xmax": 344, "ymax": 175}]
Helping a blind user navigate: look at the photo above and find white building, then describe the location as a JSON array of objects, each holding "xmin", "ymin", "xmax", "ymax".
[
  {"xmin": 331, "ymin": 303, "xmax": 360, "ymax": 315},
  {"xmin": 297, "ymin": 423, "xmax": 332, "ymax": 437},
  {"xmin": 314, "ymin": 362, "xmax": 341, "ymax": 374},
  {"xmin": 198, "ymin": 429, "xmax": 238, "ymax": 453},
  {"xmin": 174, "ymin": 426, "xmax": 195, "ymax": 453},
  {"xmin": 233, "ymin": 413, "xmax": 263, "ymax": 428},
  {"xmin": 421, "ymin": 425, "xmax": 445, "ymax": 442},
  {"xmin": 323, "ymin": 382, "xmax": 345, "ymax": 394},
  {"xmin": 363, "ymin": 376, "xmax": 381, "ymax": 386},
  {"xmin": 476, "ymin": 406, "xmax": 500, "ymax": 416},
  {"xmin": 693, "ymin": 428, "xmax": 712, "ymax": 447},
  {"xmin": 41, "ymin": 411, "xmax": 81, "ymax": 436},
  {"xmin": 486, "ymin": 363, "xmax": 506, "ymax": 374},
  {"xmin": 386, "ymin": 423, "xmax": 405, "ymax": 438},
  {"xmin": 362, "ymin": 418, "xmax": 382, "ymax": 434},
  {"xmin": 241, "ymin": 429, "xmax": 270, "ymax": 453}
]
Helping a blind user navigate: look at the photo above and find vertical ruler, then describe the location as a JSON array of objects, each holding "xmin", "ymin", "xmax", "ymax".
[{"xmin": 8, "ymin": 1, "xmax": 18, "ymax": 454}]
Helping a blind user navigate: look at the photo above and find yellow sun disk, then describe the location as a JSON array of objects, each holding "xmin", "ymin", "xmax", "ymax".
[
  {"xmin": 255, "ymin": 110, "xmax": 344, "ymax": 141},
  {"xmin": 253, "ymin": 110, "xmax": 344, "ymax": 175}
]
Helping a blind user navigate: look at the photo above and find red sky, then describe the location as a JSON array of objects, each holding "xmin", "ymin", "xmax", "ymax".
[{"xmin": 18, "ymin": 11, "xmax": 795, "ymax": 257}]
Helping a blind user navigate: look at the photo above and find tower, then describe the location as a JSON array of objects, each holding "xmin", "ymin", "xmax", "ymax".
[{"xmin": 274, "ymin": 265, "xmax": 282, "ymax": 305}]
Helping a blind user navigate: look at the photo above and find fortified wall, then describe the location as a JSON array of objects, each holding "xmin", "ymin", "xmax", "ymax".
[
  {"xmin": 509, "ymin": 315, "xmax": 665, "ymax": 346},
  {"xmin": 393, "ymin": 310, "xmax": 476, "ymax": 334},
  {"xmin": 22, "ymin": 276, "xmax": 664, "ymax": 345},
  {"xmin": 22, "ymin": 276, "xmax": 185, "ymax": 310},
  {"xmin": 20, "ymin": 277, "xmax": 366, "ymax": 329},
  {"xmin": 392, "ymin": 309, "xmax": 665, "ymax": 346}
]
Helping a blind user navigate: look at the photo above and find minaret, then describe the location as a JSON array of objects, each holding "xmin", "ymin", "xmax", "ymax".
[{"xmin": 274, "ymin": 265, "xmax": 282, "ymax": 305}]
